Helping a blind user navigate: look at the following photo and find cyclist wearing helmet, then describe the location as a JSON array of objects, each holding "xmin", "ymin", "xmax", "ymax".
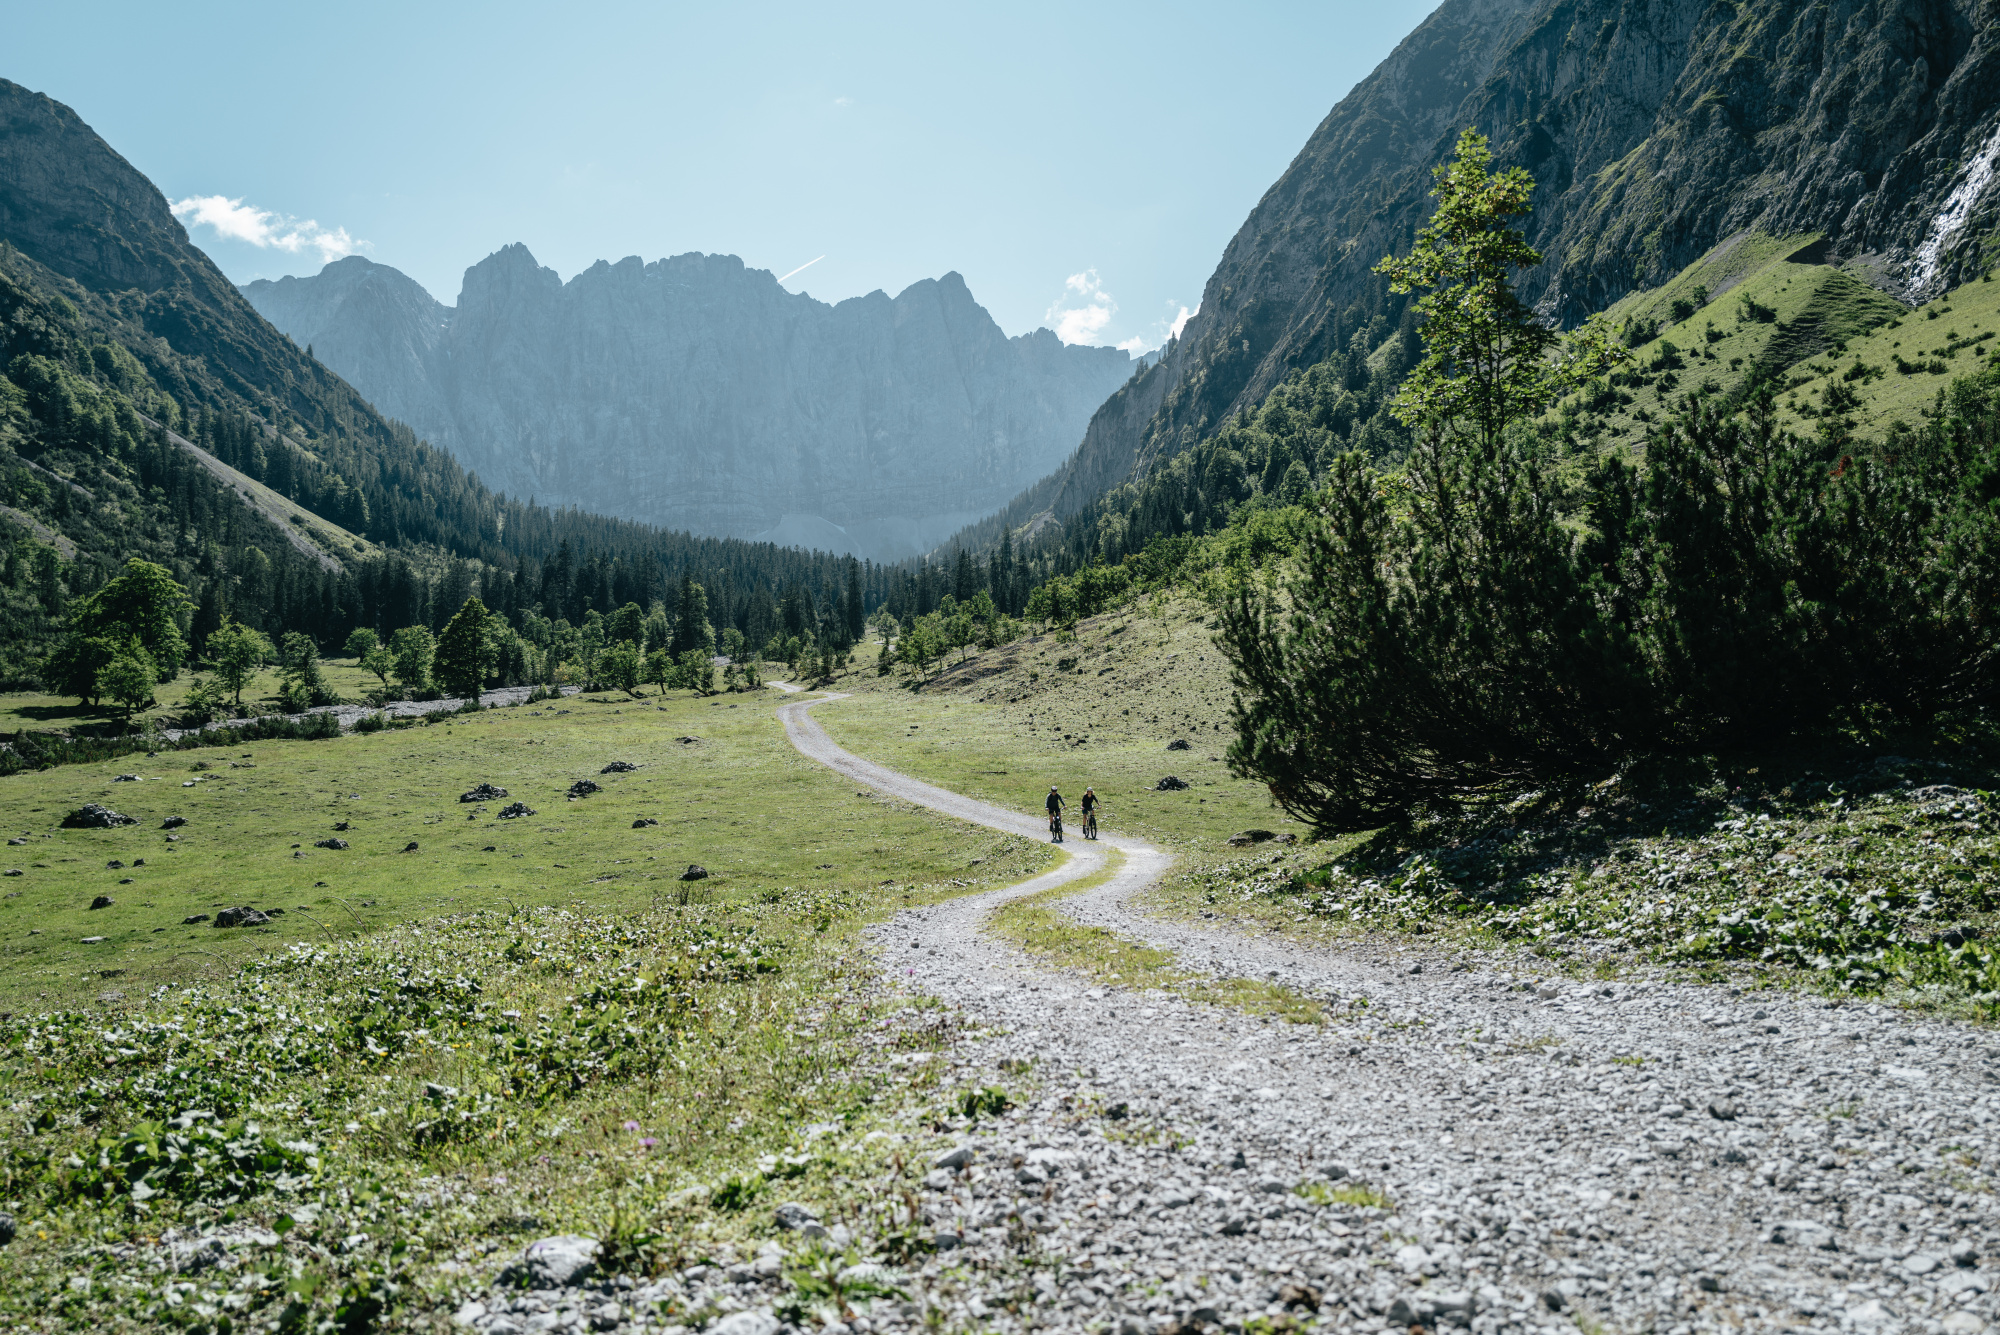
[
  {"xmin": 1045, "ymin": 785, "xmax": 1065, "ymax": 843},
  {"xmin": 1080, "ymin": 787, "xmax": 1100, "ymax": 839}
]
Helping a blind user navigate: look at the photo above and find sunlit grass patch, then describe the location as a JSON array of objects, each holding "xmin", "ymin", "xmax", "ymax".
[{"xmin": 988, "ymin": 849, "xmax": 1322, "ymax": 1024}]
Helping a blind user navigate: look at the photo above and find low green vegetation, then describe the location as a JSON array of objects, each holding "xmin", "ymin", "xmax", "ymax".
[
  {"xmin": 0, "ymin": 690, "xmax": 1057, "ymax": 1331},
  {"xmin": 987, "ymin": 850, "xmax": 1323, "ymax": 1024}
]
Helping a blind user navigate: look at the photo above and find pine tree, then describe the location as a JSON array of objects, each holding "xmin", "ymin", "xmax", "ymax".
[{"xmin": 434, "ymin": 596, "xmax": 496, "ymax": 699}]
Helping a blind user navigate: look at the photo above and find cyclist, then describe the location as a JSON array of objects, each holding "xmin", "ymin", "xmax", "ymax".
[
  {"xmin": 1045, "ymin": 785, "xmax": 1065, "ymax": 843},
  {"xmin": 1080, "ymin": 787, "xmax": 1100, "ymax": 840}
]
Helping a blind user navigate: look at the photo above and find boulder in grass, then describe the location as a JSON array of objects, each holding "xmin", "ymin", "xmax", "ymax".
[
  {"xmin": 1155, "ymin": 775, "xmax": 1189, "ymax": 792},
  {"xmin": 314, "ymin": 838, "xmax": 349, "ymax": 850},
  {"xmin": 600, "ymin": 761, "xmax": 639, "ymax": 774},
  {"xmin": 89, "ymin": 894, "xmax": 114, "ymax": 910},
  {"xmin": 160, "ymin": 816, "xmax": 187, "ymax": 830},
  {"xmin": 566, "ymin": 779, "xmax": 601, "ymax": 799},
  {"xmin": 459, "ymin": 783, "xmax": 508, "ymax": 803},
  {"xmin": 680, "ymin": 864, "xmax": 709, "ymax": 881},
  {"xmin": 214, "ymin": 906, "xmax": 270, "ymax": 928},
  {"xmin": 1166, "ymin": 738, "xmax": 1191, "ymax": 751},
  {"xmin": 496, "ymin": 802, "xmax": 536, "ymax": 819},
  {"xmin": 1227, "ymin": 829, "xmax": 1276, "ymax": 847},
  {"xmin": 63, "ymin": 804, "xmax": 136, "ymax": 829},
  {"xmin": 632, "ymin": 818, "xmax": 659, "ymax": 829}
]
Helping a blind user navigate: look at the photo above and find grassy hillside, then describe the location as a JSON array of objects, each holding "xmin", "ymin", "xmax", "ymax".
[
  {"xmin": 818, "ymin": 607, "xmax": 1306, "ymax": 854},
  {"xmin": 1549, "ymin": 231, "xmax": 2000, "ymax": 452}
]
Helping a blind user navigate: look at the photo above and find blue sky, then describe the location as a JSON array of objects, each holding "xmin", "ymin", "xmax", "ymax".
[{"xmin": 14, "ymin": 1, "xmax": 1441, "ymax": 352}]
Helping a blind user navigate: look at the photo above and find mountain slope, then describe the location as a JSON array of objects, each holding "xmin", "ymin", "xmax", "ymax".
[
  {"xmin": 243, "ymin": 251, "xmax": 1135, "ymax": 561},
  {"xmin": 973, "ymin": 0, "xmax": 2000, "ymax": 548},
  {"xmin": 0, "ymin": 79, "xmax": 911, "ymax": 694}
]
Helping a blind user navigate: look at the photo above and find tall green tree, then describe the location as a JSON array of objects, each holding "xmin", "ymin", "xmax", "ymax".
[
  {"xmin": 207, "ymin": 621, "xmax": 273, "ymax": 705},
  {"xmin": 434, "ymin": 597, "xmax": 497, "ymax": 699},
  {"xmin": 43, "ymin": 559, "xmax": 195, "ymax": 701},
  {"xmin": 389, "ymin": 625, "xmax": 436, "ymax": 694},
  {"xmin": 1374, "ymin": 128, "xmax": 1619, "ymax": 458}
]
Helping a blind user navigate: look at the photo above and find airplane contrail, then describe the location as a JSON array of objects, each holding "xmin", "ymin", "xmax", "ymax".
[{"xmin": 777, "ymin": 255, "xmax": 826, "ymax": 283}]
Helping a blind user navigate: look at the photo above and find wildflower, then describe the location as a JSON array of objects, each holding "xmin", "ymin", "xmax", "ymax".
[
  {"xmin": 639, "ymin": 1137, "xmax": 658, "ymax": 1150},
  {"xmin": 623, "ymin": 1120, "xmax": 641, "ymax": 1132}
]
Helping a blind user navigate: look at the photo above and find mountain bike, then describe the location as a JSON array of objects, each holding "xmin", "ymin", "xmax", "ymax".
[
  {"xmin": 1048, "ymin": 812, "xmax": 1064, "ymax": 843},
  {"xmin": 1083, "ymin": 809, "xmax": 1098, "ymax": 840}
]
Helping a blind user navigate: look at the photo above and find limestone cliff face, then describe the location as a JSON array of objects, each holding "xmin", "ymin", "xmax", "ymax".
[
  {"xmin": 1021, "ymin": 0, "xmax": 2000, "ymax": 529},
  {"xmin": 245, "ymin": 251, "xmax": 1132, "ymax": 561}
]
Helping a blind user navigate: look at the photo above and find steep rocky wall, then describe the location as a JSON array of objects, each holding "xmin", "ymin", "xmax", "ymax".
[{"xmin": 1036, "ymin": 0, "xmax": 2000, "ymax": 529}]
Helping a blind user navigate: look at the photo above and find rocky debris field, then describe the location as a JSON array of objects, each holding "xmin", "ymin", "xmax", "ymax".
[
  {"xmin": 455, "ymin": 696, "xmax": 1998, "ymax": 1335},
  {"xmin": 159, "ymin": 684, "xmax": 582, "ymax": 742}
]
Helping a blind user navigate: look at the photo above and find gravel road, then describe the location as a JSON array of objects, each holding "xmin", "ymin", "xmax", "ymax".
[{"xmin": 468, "ymin": 690, "xmax": 2000, "ymax": 1335}]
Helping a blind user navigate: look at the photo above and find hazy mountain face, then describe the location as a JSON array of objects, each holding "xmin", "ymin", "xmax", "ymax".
[{"xmin": 244, "ymin": 251, "xmax": 1133, "ymax": 561}]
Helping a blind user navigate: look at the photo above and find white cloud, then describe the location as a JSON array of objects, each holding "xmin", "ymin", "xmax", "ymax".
[
  {"xmin": 169, "ymin": 195, "xmax": 364, "ymax": 264},
  {"xmin": 833, "ymin": 95, "xmax": 853, "ymax": 107},
  {"xmin": 1169, "ymin": 301, "xmax": 1199, "ymax": 340},
  {"xmin": 1046, "ymin": 268, "xmax": 1117, "ymax": 345},
  {"xmin": 1115, "ymin": 335, "xmax": 1147, "ymax": 354}
]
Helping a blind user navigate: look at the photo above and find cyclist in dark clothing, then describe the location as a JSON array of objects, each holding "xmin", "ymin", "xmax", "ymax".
[
  {"xmin": 1045, "ymin": 786, "xmax": 1065, "ymax": 842},
  {"xmin": 1080, "ymin": 787, "xmax": 1100, "ymax": 839}
]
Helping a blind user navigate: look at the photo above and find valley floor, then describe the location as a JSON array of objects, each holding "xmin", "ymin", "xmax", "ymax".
[{"xmin": 457, "ymin": 687, "xmax": 1999, "ymax": 1335}]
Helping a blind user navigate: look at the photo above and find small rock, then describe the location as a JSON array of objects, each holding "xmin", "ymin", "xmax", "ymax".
[
  {"xmin": 1940, "ymin": 1314, "xmax": 1986, "ymax": 1335},
  {"xmin": 567, "ymin": 779, "xmax": 602, "ymax": 799},
  {"xmin": 933, "ymin": 1230, "xmax": 960, "ymax": 1251},
  {"xmin": 519, "ymin": 1235, "xmax": 600, "ymax": 1287},
  {"xmin": 63, "ymin": 804, "xmax": 137, "ymax": 829},
  {"xmin": 680, "ymin": 864, "xmax": 709, "ymax": 881},
  {"xmin": 773, "ymin": 1202, "xmax": 819, "ymax": 1231},
  {"xmin": 1253, "ymin": 1176, "xmax": 1290, "ymax": 1194},
  {"xmin": 1226, "ymin": 829, "xmax": 1276, "ymax": 847},
  {"xmin": 1321, "ymin": 1162, "xmax": 1350, "ymax": 1180},
  {"xmin": 1166, "ymin": 738, "xmax": 1191, "ymax": 751},
  {"xmin": 213, "ymin": 906, "xmax": 271, "ymax": 928},
  {"xmin": 113, "ymin": 773, "xmax": 140, "ymax": 782},
  {"xmin": 2, "ymin": 869, "xmax": 18, "ymax": 877},
  {"xmin": 1278, "ymin": 1283, "xmax": 1322, "ymax": 1312},
  {"xmin": 1155, "ymin": 775, "xmax": 1189, "ymax": 791},
  {"xmin": 1951, "ymin": 1240, "xmax": 1981, "ymax": 1267},
  {"xmin": 1388, "ymin": 1296, "xmax": 1421, "ymax": 1325},
  {"xmin": 80, "ymin": 936, "xmax": 106, "ymax": 944},
  {"xmin": 1709, "ymin": 1098, "xmax": 1739, "ymax": 1121},
  {"xmin": 314, "ymin": 838, "xmax": 349, "ymax": 850},
  {"xmin": 497, "ymin": 802, "xmax": 536, "ymax": 819},
  {"xmin": 160, "ymin": 816, "xmax": 186, "ymax": 830},
  {"xmin": 459, "ymin": 783, "xmax": 509, "ymax": 803},
  {"xmin": 600, "ymin": 761, "xmax": 639, "ymax": 773},
  {"xmin": 452, "ymin": 1299, "xmax": 486, "ymax": 1326},
  {"xmin": 89, "ymin": 894, "xmax": 114, "ymax": 910},
  {"xmin": 1395, "ymin": 1243, "xmax": 1431, "ymax": 1274},
  {"xmin": 632, "ymin": 818, "xmax": 659, "ymax": 828},
  {"xmin": 1771, "ymin": 1219, "xmax": 1836, "ymax": 1250},
  {"xmin": 333, "ymin": 821, "xmax": 351, "ymax": 832},
  {"xmin": 1905, "ymin": 1252, "xmax": 1944, "ymax": 1275},
  {"xmin": 1218, "ymin": 1217, "xmax": 1248, "ymax": 1236},
  {"xmin": 106, "ymin": 859, "xmax": 124, "ymax": 869},
  {"xmin": 183, "ymin": 914, "xmax": 210, "ymax": 924},
  {"xmin": 1016, "ymin": 1164, "xmax": 1047, "ymax": 1185},
  {"xmin": 709, "ymin": 1312, "xmax": 777, "ymax": 1335},
  {"xmin": 401, "ymin": 841, "xmax": 419, "ymax": 853},
  {"xmin": 0, "ymin": 1211, "xmax": 13, "ymax": 1246},
  {"xmin": 674, "ymin": 735, "xmax": 701, "ymax": 745},
  {"xmin": 1539, "ymin": 1287, "xmax": 1568, "ymax": 1312},
  {"xmin": 934, "ymin": 1145, "xmax": 975, "ymax": 1170}
]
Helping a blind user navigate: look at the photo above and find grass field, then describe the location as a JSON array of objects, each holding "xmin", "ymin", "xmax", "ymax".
[
  {"xmin": 0, "ymin": 683, "xmax": 1066, "ymax": 1332},
  {"xmin": 0, "ymin": 686, "xmax": 1054, "ymax": 1012}
]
